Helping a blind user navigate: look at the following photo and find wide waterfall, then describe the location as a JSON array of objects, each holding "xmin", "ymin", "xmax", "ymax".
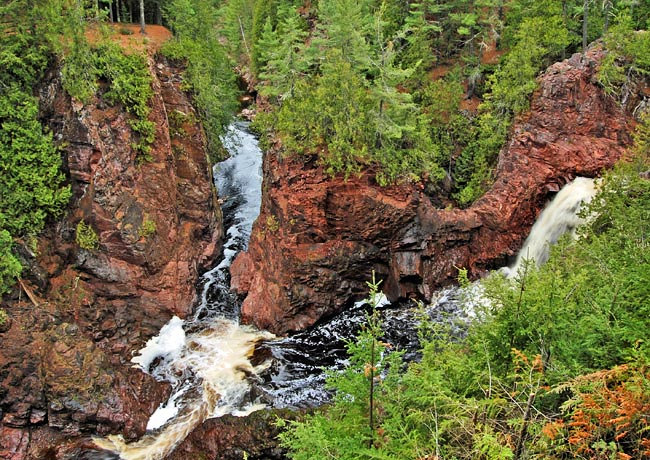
[{"xmin": 506, "ymin": 177, "xmax": 597, "ymax": 277}]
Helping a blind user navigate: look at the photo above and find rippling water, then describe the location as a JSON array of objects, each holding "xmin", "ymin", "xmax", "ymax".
[{"xmin": 89, "ymin": 122, "xmax": 594, "ymax": 459}]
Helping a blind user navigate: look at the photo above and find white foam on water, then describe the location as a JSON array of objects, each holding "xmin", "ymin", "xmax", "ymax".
[
  {"xmin": 93, "ymin": 122, "xmax": 271, "ymax": 459},
  {"xmin": 354, "ymin": 292, "xmax": 391, "ymax": 309},
  {"xmin": 94, "ymin": 321, "xmax": 274, "ymax": 460},
  {"xmin": 145, "ymin": 386, "xmax": 188, "ymax": 431},
  {"xmin": 130, "ymin": 316, "xmax": 186, "ymax": 373}
]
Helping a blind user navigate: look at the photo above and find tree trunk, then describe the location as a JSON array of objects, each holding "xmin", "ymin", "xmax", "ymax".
[
  {"xmin": 582, "ymin": 0, "xmax": 589, "ymax": 54},
  {"xmin": 116, "ymin": 0, "xmax": 120, "ymax": 22},
  {"xmin": 139, "ymin": 0, "xmax": 145, "ymax": 33},
  {"xmin": 604, "ymin": 1, "xmax": 611, "ymax": 34},
  {"xmin": 155, "ymin": 1, "xmax": 162, "ymax": 25},
  {"xmin": 109, "ymin": 0, "xmax": 114, "ymax": 22},
  {"xmin": 513, "ymin": 390, "xmax": 537, "ymax": 460},
  {"xmin": 562, "ymin": 0, "xmax": 567, "ymax": 59}
]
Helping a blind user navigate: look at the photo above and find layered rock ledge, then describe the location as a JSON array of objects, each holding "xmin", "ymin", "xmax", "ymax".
[
  {"xmin": 0, "ymin": 56, "xmax": 221, "ymax": 459},
  {"xmin": 232, "ymin": 46, "xmax": 637, "ymax": 335}
]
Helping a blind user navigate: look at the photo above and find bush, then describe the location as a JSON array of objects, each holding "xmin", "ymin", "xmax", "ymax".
[
  {"xmin": 0, "ymin": 231, "xmax": 21, "ymax": 295},
  {"xmin": 545, "ymin": 351, "xmax": 650, "ymax": 459},
  {"xmin": 0, "ymin": 90, "xmax": 72, "ymax": 236},
  {"xmin": 93, "ymin": 43, "xmax": 156, "ymax": 161},
  {"xmin": 76, "ymin": 220, "xmax": 99, "ymax": 250},
  {"xmin": 139, "ymin": 217, "xmax": 156, "ymax": 239},
  {"xmin": 598, "ymin": 20, "xmax": 650, "ymax": 98}
]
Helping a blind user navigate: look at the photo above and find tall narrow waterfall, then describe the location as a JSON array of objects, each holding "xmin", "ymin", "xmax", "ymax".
[
  {"xmin": 507, "ymin": 177, "xmax": 598, "ymax": 277},
  {"xmin": 93, "ymin": 122, "xmax": 272, "ymax": 460}
]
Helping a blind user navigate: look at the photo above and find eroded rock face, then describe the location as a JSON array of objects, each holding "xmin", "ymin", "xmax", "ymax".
[
  {"xmin": 231, "ymin": 46, "xmax": 636, "ymax": 335},
  {"xmin": 167, "ymin": 410, "xmax": 290, "ymax": 460},
  {"xmin": 0, "ymin": 55, "xmax": 221, "ymax": 459}
]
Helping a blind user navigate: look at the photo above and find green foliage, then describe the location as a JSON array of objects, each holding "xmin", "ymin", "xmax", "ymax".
[
  {"xmin": 0, "ymin": 308, "xmax": 8, "ymax": 328},
  {"xmin": 162, "ymin": 0, "xmax": 239, "ymax": 161},
  {"xmin": 418, "ymin": 72, "xmax": 473, "ymax": 175},
  {"xmin": 0, "ymin": 90, "xmax": 72, "ymax": 236},
  {"xmin": 0, "ymin": 0, "xmax": 74, "ymax": 296},
  {"xmin": 139, "ymin": 217, "xmax": 157, "ymax": 238},
  {"xmin": 314, "ymin": 0, "xmax": 374, "ymax": 73},
  {"xmin": 76, "ymin": 220, "xmax": 99, "ymax": 250},
  {"xmin": 93, "ymin": 43, "xmax": 156, "ymax": 160},
  {"xmin": 219, "ymin": 0, "xmax": 256, "ymax": 60},
  {"xmin": 263, "ymin": 51, "xmax": 374, "ymax": 178},
  {"xmin": 454, "ymin": 9, "xmax": 572, "ymax": 205},
  {"xmin": 252, "ymin": 2, "xmax": 446, "ymax": 185},
  {"xmin": 0, "ymin": 231, "xmax": 22, "ymax": 295},
  {"xmin": 279, "ymin": 144, "xmax": 650, "ymax": 458},
  {"xmin": 256, "ymin": 5, "xmax": 309, "ymax": 101},
  {"xmin": 598, "ymin": 18, "xmax": 650, "ymax": 97},
  {"xmin": 251, "ymin": 0, "xmax": 277, "ymax": 72}
]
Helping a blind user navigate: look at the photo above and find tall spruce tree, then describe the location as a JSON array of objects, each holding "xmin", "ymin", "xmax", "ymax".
[
  {"xmin": 257, "ymin": 5, "xmax": 309, "ymax": 101},
  {"xmin": 314, "ymin": 0, "xmax": 374, "ymax": 73}
]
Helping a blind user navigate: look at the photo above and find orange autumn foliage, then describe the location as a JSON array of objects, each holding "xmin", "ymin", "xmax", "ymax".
[{"xmin": 543, "ymin": 357, "xmax": 650, "ymax": 459}]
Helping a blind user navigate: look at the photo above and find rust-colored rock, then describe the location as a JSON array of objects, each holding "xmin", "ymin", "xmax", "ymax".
[
  {"xmin": 232, "ymin": 46, "xmax": 635, "ymax": 335},
  {"xmin": 167, "ymin": 410, "xmax": 291, "ymax": 460},
  {"xmin": 0, "ymin": 55, "xmax": 221, "ymax": 458}
]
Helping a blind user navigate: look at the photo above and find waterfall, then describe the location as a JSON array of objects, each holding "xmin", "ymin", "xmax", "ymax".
[
  {"xmin": 93, "ymin": 122, "xmax": 272, "ymax": 460},
  {"xmin": 90, "ymin": 131, "xmax": 600, "ymax": 459},
  {"xmin": 506, "ymin": 177, "xmax": 598, "ymax": 278}
]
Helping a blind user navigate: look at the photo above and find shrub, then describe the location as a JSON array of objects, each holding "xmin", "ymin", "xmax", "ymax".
[
  {"xmin": 0, "ymin": 308, "xmax": 8, "ymax": 328},
  {"xmin": 76, "ymin": 220, "xmax": 99, "ymax": 250},
  {"xmin": 139, "ymin": 217, "xmax": 157, "ymax": 239},
  {"xmin": 93, "ymin": 43, "xmax": 155, "ymax": 161},
  {"xmin": 0, "ymin": 231, "xmax": 21, "ymax": 295},
  {"xmin": 544, "ymin": 352, "xmax": 650, "ymax": 459}
]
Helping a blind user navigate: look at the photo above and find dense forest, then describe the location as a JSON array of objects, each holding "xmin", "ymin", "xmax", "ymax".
[{"xmin": 1, "ymin": 0, "xmax": 649, "ymax": 458}]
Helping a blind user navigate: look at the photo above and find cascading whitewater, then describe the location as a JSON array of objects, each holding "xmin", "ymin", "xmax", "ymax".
[
  {"xmin": 92, "ymin": 132, "xmax": 601, "ymax": 459},
  {"xmin": 93, "ymin": 122, "xmax": 271, "ymax": 459},
  {"xmin": 506, "ymin": 177, "xmax": 597, "ymax": 277}
]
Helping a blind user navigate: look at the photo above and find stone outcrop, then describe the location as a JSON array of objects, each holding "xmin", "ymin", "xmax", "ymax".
[
  {"xmin": 167, "ymin": 410, "xmax": 291, "ymax": 460},
  {"xmin": 0, "ymin": 55, "xmax": 222, "ymax": 459},
  {"xmin": 231, "ymin": 46, "xmax": 638, "ymax": 335}
]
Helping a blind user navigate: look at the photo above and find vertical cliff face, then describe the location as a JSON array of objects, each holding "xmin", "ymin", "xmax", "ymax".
[
  {"xmin": 0, "ymin": 55, "xmax": 222, "ymax": 459},
  {"xmin": 231, "ymin": 46, "xmax": 639, "ymax": 335}
]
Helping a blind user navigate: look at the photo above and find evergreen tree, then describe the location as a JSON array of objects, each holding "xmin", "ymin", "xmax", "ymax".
[
  {"xmin": 251, "ymin": 0, "xmax": 276, "ymax": 71},
  {"xmin": 314, "ymin": 0, "xmax": 374, "ymax": 73},
  {"xmin": 257, "ymin": 5, "xmax": 309, "ymax": 101}
]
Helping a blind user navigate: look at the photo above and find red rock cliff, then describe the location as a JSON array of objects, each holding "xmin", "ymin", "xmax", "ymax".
[
  {"xmin": 0, "ymin": 55, "xmax": 222, "ymax": 459},
  {"xmin": 231, "ymin": 46, "xmax": 637, "ymax": 335}
]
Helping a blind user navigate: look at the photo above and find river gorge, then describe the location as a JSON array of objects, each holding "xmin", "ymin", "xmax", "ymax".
[{"xmin": 0, "ymin": 21, "xmax": 647, "ymax": 459}]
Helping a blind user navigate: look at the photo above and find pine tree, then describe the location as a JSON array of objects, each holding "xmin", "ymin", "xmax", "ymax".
[
  {"xmin": 251, "ymin": 0, "xmax": 276, "ymax": 72},
  {"xmin": 314, "ymin": 0, "xmax": 374, "ymax": 73},
  {"xmin": 257, "ymin": 5, "xmax": 309, "ymax": 101}
]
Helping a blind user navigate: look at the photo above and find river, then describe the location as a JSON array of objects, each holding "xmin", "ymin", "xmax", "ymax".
[{"xmin": 91, "ymin": 122, "xmax": 598, "ymax": 459}]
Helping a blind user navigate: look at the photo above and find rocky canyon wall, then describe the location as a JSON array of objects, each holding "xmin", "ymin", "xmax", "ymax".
[
  {"xmin": 0, "ymin": 55, "xmax": 222, "ymax": 459},
  {"xmin": 231, "ymin": 46, "xmax": 639, "ymax": 335}
]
